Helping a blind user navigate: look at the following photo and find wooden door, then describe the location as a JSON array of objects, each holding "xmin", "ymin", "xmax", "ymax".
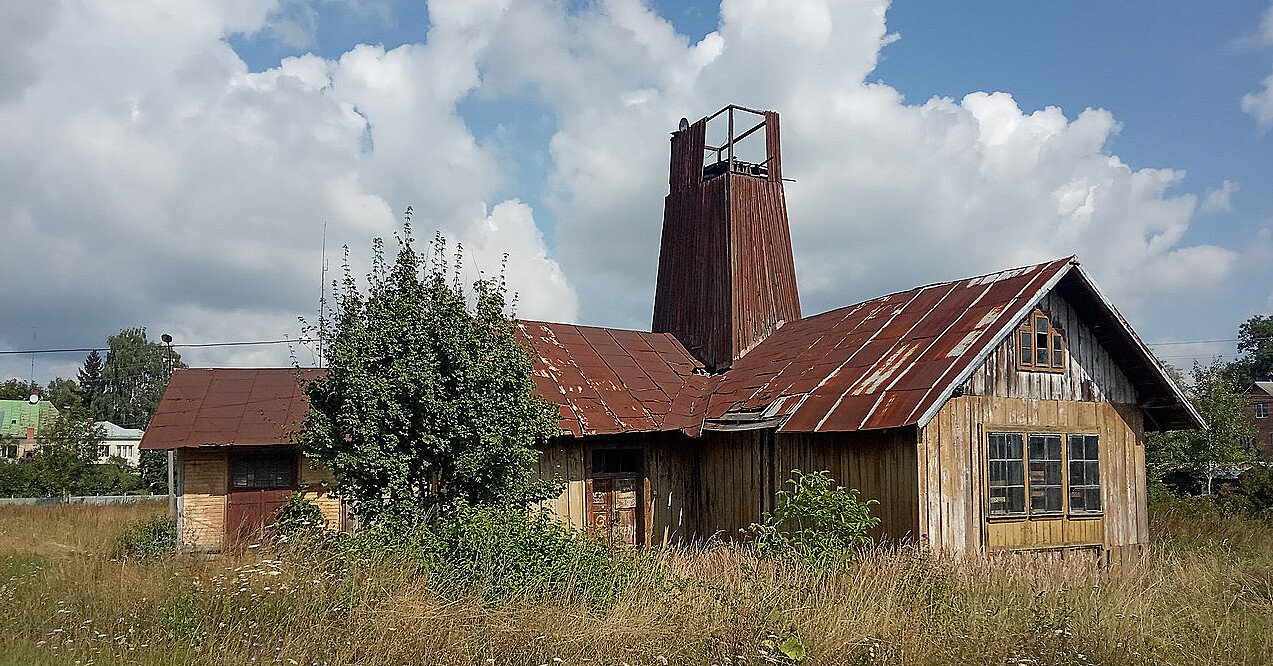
[
  {"xmin": 226, "ymin": 454, "xmax": 296, "ymax": 546},
  {"xmin": 588, "ymin": 476, "xmax": 641, "ymax": 547}
]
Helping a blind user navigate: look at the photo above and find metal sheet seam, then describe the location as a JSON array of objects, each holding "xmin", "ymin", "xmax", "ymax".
[
  {"xmin": 844, "ymin": 279, "xmax": 985, "ymax": 430},
  {"xmin": 603, "ymin": 328, "xmax": 676, "ymax": 406},
  {"xmin": 909, "ymin": 258, "xmax": 1075, "ymax": 430},
  {"xmin": 524, "ymin": 325, "xmax": 587, "ymax": 434},
  {"xmin": 568, "ymin": 326, "xmax": 634, "ymax": 432},
  {"xmin": 805, "ymin": 285, "xmax": 935, "ymax": 431},
  {"xmin": 1069, "ymin": 264, "xmax": 1205, "ymax": 429}
]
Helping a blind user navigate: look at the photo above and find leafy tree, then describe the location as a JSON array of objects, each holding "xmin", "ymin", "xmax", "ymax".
[
  {"xmin": 1147, "ymin": 359, "xmax": 1256, "ymax": 493},
  {"xmin": 1234, "ymin": 315, "xmax": 1273, "ymax": 384},
  {"xmin": 45, "ymin": 377, "xmax": 83, "ymax": 413},
  {"xmin": 0, "ymin": 378, "xmax": 41, "ymax": 401},
  {"xmin": 95, "ymin": 327, "xmax": 184, "ymax": 429},
  {"xmin": 93, "ymin": 328, "xmax": 183, "ymax": 495},
  {"xmin": 77, "ymin": 349, "xmax": 104, "ymax": 413},
  {"xmin": 300, "ymin": 224, "xmax": 559, "ymax": 530}
]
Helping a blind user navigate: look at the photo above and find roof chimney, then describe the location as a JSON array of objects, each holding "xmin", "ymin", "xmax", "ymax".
[{"xmin": 652, "ymin": 105, "xmax": 801, "ymax": 371}]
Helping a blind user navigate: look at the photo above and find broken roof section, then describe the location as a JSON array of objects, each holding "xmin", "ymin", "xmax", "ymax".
[
  {"xmin": 141, "ymin": 368, "xmax": 321, "ymax": 450},
  {"xmin": 517, "ymin": 321, "xmax": 711, "ymax": 437}
]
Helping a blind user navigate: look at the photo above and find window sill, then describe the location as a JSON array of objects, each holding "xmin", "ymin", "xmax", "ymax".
[{"xmin": 987, "ymin": 513, "xmax": 1102, "ymax": 523}]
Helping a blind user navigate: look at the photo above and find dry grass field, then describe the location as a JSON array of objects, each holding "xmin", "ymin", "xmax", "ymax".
[{"xmin": 2, "ymin": 499, "xmax": 1272, "ymax": 665}]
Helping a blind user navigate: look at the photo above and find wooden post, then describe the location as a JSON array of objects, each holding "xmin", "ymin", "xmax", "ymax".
[{"xmin": 167, "ymin": 450, "xmax": 176, "ymax": 517}]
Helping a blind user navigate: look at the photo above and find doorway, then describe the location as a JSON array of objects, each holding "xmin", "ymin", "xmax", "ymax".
[
  {"xmin": 225, "ymin": 453, "xmax": 297, "ymax": 546},
  {"xmin": 587, "ymin": 448, "xmax": 645, "ymax": 547}
]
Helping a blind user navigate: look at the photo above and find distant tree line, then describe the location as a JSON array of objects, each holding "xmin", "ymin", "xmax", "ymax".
[
  {"xmin": 0, "ymin": 327, "xmax": 183, "ymax": 497},
  {"xmin": 1149, "ymin": 314, "xmax": 1273, "ymax": 497}
]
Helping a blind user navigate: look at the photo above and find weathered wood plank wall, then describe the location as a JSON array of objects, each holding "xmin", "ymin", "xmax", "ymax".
[{"xmin": 920, "ymin": 396, "xmax": 1145, "ymax": 555}]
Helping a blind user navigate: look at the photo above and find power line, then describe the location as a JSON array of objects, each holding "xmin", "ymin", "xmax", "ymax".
[{"xmin": 0, "ymin": 339, "xmax": 316, "ymax": 356}]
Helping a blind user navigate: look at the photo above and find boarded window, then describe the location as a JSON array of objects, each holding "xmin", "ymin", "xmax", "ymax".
[
  {"xmin": 987, "ymin": 433, "xmax": 1026, "ymax": 516},
  {"xmin": 592, "ymin": 448, "xmax": 642, "ymax": 475},
  {"xmin": 231, "ymin": 458, "xmax": 293, "ymax": 489},
  {"xmin": 1017, "ymin": 310, "xmax": 1066, "ymax": 372},
  {"xmin": 1068, "ymin": 434, "xmax": 1102, "ymax": 514},
  {"xmin": 1028, "ymin": 434, "xmax": 1063, "ymax": 515}
]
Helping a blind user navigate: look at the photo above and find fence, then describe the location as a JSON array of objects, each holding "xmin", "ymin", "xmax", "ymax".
[{"xmin": 0, "ymin": 495, "xmax": 167, "ymax": 506}]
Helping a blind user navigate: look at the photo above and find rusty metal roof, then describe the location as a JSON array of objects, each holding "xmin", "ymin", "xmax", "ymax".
[
  {"xmin": 141, "ymin": 368, "xmax": 321, "ymax": 450},
  {"xmin": 143, "ymin": 257, "xmax": 1200, "ymax": 447},
  {"xmin": 708, "ymin": 257, "xmax": 1201, "ymax": 432},
  {"xmin": 517, "ymin": 321, "xmax": 711, "ymax": 437}
]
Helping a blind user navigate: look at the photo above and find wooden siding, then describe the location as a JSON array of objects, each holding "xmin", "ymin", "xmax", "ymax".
[
  {"xmin": 694, "ymin": 429, "xmax": 919, "ymax": 541},
  {"xmin": 299, "ymin": 458, "xmax": 342, "ymax": 530},
  {"xmin": 920, "ymin": 396, "xmax": 1146, "ymax": 555},
  {"xmin": 177, "ymin": 448, "xmax": 227, "ymax": 551},
  {"xmin": 962, "ymin": 291, "xmax": 1138, "ymax": 404},
  {"xmin": 534, "ymin": 434, "xmax": 696, "ymax": 545}
]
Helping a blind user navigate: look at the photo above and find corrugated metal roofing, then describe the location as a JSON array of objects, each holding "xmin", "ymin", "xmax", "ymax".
[
  {"xmin": 141, "ymin": 257, "xmax": 1202, "ymax": 447},
  {"xmin": 141, "ymin": 368, "xmax": 321, "ymax": 450},
  {"xmin": 516, "ymin": 321, "xmax": 711, "ymax": 437},
  {"xmin": 709, "ymin": 257, "xmax": 1078, "ymax": 432}
]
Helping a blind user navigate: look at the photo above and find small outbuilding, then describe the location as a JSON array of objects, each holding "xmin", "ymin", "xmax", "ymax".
[{"xmin": 143, "ymin": 105, "xmax": 1201, "ymax": 559}]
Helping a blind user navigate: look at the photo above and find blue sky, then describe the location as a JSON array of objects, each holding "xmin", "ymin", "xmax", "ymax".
[{"xmin": 2, "ymin": 0, "xmax": 1272, "ymax": 383}]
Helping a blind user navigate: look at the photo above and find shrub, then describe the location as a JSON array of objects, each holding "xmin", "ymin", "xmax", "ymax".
[
  {"xmin": 749, "ymin": 469, "xmax": 880, "ymax": 568},
  {"xmin": 113, "ymin": 515, "xmax": 176, "ymax": 561},
  {"xmin": 416, "ymin": 503, "xmax": 627, "ymax": 605},
  {"xmin": 274, "ymin": 492, "xmax": 327, "ymax": 537},
  {"xmin": 1220, "ymin": 465, "xmax": 1273, "ymax": 519}
]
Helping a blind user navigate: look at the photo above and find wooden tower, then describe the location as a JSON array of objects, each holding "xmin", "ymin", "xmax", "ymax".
[{"xmin": 652, "ymin": 105, "xmax": 801, "ymax": 372}]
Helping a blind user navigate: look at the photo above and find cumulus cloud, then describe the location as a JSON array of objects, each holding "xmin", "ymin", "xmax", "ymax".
[
  {"xmin": 0, "ymin": 0, "xmax": 1253, "ymax": 383},
  {"xmin": 0, "ymin": 0, "xmax": 577, "ymax": 379},
  {"xmin": 1243, "ymin": 71, "xmax": 1273, "ymax": 129},
  {"xmin": 1201, "ymin": 180, "xmax": 1238, "ymax": 213}
]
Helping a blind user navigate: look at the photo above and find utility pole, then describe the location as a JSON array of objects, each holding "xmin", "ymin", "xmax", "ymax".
[{"xmin": 162, "ymin": 333, "xmax": 175, "ymax": 518}]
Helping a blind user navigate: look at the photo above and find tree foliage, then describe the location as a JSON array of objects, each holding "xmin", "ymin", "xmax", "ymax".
[
  {"xmin": 77, "ymin": 349, "xmax": 104, "ymax": 414},
  {"xmin": 1147, "ymin": 359, "xmax": 1256, "ymax": 493},
  {"xmin": 0, "ymin": 378, "xmax": 41, "ymax": 401},
  {"xmin": 94, "ymin": 327, "xmax": 184, "ymax": 429},
  {"xmin": 299, "ymin": 223, "xmax": 559, "ymax": 530},
  {"xmin": 0, "ymin": 411, "xmax": 140, "ymax": 498},
  {"xmin": 1234, "ymin": 315, "xmax": 1273, "ymax": 384},
  {"xmin": 45, "ymin": 377, "xmax": 83, "ymax": 414}
]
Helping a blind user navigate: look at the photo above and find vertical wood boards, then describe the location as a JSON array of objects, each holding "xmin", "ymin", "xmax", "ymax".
[
  {"xmin": 962, "ymin": 291, "xmax": 1138, "ymax": 404},
  {"xmin": 920, "ymin": 395, "xmax": 1144, "ymax": 555},
  {"xmin": 178, "ymin": 448, "xmax": 228, "ymax": 551}
]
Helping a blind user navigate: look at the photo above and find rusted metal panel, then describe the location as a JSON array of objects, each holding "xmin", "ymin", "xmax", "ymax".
[
  {"xmin": 653, "ymin": 107, "xmax": 799, "ymax": 371},
  {"xmin": 142, "ymin": 368, "xmax": 322, "ymax": 450},
  {"xmin": 705, "ymin": 258, "xmax": 1081, "ymax": 433}
]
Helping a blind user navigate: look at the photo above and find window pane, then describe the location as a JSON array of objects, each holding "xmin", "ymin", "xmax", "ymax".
[
  {"xmin": 1020, "ymin": 332, "xmax": 1033, "ymax": 365},
  {"xmin": 1051, "ymin": 334, "xmax": 1064, "ymax": 367},
  {"xmin": 1036, "ymin": 316, "xmax": 1048, "ymax": 332},
  {"xmin": 1067, "ymin": 434, "xmax": 1101, "ymax": 514},
  {"xmin": 1086, "ymin": 487, "xmax": 1102, "ymax": 512},
  {"xmin": 1069, "ymin": 487, "xmax": 1086, "ymax": 511},
  {"xmin": 1069, "ymin": 459, "xmax": 1085, "ymax": 485},
  {"xmin": 1087, "ymin": 461, "xmax": 1100, "ymax": 486},
  {"xmin": 1029, "ymin": 434, "xmax": 1063, "ymax": 515},
  {"xmin": 988, "ymin": 433, "xmax": 1026, "ymax": 516}
]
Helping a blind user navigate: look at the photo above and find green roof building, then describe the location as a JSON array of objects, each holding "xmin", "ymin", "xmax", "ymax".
[{"xmin": 0, "ymin": 398, "xmax": 59, "ymax": 459}]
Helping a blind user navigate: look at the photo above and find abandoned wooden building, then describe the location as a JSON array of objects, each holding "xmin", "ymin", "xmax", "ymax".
[{"xmin": 141, "ymin": 105, "xmax": 1201, "ymax": 559}]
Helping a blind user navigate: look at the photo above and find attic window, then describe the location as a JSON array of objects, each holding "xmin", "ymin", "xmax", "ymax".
[{"xmin": 1017, "ymin": 310, "xmax": 1066, "ymax": 372}]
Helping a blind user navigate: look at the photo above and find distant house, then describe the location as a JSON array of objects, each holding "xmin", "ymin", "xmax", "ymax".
[
  {"xmin": 93, "ymin": 421, "xmax": 144, "ymax": 467},
  {"xmin": 0, "ymin": 396, "xmax": 58, "ymax": 460},
  {"xmin": 143, "ymin": 105, "xmax": 1200, "ymax": 560},
  {"xmin": 1248, "ymin": 382, "xmax": 1273, "ymax": 460}
]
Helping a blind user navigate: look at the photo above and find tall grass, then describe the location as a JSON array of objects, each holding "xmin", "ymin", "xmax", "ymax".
[{"xmin": 2, "ymin": 501, "xmax": 1272, "ymax": 665}]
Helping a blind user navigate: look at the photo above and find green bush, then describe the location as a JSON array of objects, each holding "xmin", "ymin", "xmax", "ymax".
[
  {"xmin": 749, "ymin": 469, "xmax": 880, "ymax": 568},
  {"xmin": 1221, "ymin": 465, "xmax": 1273, "ymax": 519},
  {"xmin": 417, "ymin": 504, "xmax": 627, "ymax": 604},
  {"xmin": 113, "ymin": 515, "xmax": 176, "ymax": 561},
  {"xmin": 274, "ymin": 492, "xmax": 327, "ymax": 537}
]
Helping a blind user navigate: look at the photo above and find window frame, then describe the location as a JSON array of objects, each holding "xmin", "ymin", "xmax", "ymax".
[
  {"xmin": 1016, "ymin": 310, "xmax": 1067, "ymax": 373},
  {"xmin": 1256, "ymin": 402, "xmax": 1270, "ymax": 419},
  {"xmin": 985, "ymin": 429, "xmax": 1103, "ymax": 521}
]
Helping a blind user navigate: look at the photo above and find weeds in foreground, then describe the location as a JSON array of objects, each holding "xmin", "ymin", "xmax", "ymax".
[{"xmin": 1, "ymin": 501, "xmax": 1272, "ymax": 665}]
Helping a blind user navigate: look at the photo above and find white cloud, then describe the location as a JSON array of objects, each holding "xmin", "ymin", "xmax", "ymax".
[
  {"xmin": 1243, "ymin": 71, "xmax": 1273, "ymax": 129},
  {"xmin": 1201, "ymin": 180, "xmax": 1238, "ymax": 213},
  {"xmin": 0, "ymin": 0, "xmax": 1253, "ymax": 382},
  {"xmin": 0, "ymin": 0, "xmax": 577, "ymax": 379}
]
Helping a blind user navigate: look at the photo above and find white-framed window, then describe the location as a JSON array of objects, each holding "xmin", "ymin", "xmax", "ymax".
[
  {"xmin": 1256, "ymin": 403, "xmax": 1269, "ymax": 419},
  {"xmin": 987, "ymin": 431, "xmax": 1101, "ymax": 518}
]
